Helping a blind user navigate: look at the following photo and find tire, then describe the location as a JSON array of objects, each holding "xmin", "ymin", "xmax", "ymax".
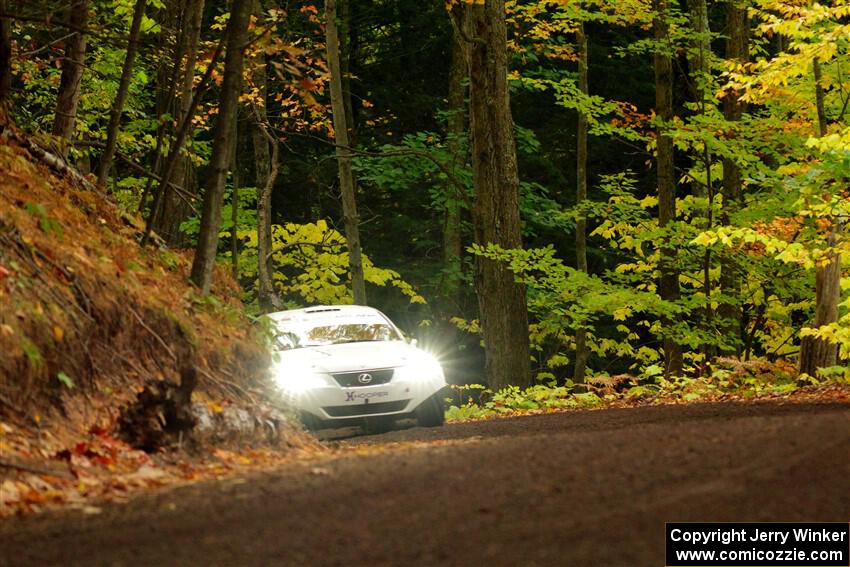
[
  {"xmin": 299, "ymin": 413, "xmax": 323, "ymax": 431},
  {"xmin": 416, "ymin": 392, "xmax": 445, "ymax": 427}
]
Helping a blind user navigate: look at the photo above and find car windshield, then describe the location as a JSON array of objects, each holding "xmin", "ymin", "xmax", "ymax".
[{"xmin": 274, "ymin": 319, "xmax": 402, "ymax": 350}]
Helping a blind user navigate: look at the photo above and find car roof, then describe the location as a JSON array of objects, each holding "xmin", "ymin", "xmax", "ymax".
[{"xmin": 266, "ymin": 305, "xmax": 392, "ymax": 326}]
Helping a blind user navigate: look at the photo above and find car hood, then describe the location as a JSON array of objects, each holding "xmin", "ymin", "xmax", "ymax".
[{"xmin": 274, "ymin": 341, "xmax": 425, "ymax": 374}]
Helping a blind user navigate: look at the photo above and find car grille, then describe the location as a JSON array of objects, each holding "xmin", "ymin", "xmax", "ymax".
[
  {"xmin": 331, "ymin": 368, "xmax": 394, "ymax": 387},
  {"xmin": 323, "ymin": 400, "xmax": 410, "ymax": 417}
]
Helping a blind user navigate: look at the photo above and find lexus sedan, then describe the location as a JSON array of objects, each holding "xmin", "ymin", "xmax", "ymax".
[{"xmin": 267, "ymin": 305, "xmax": 446, "ymax": 431}]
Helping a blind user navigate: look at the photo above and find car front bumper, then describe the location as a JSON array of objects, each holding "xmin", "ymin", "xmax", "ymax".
[{"xmin": 286, "ymin": 375, "xmax": 445, "ymax": 422}]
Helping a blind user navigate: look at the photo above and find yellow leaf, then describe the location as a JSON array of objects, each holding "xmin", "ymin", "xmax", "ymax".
[
  {"xmin": 613, "ymin": 307, "xmax": 632, "ymax": 321},
  {"xmin": 638, "ymin": 195, "xmax": 658, "ymax": 208},
  {"xmin": 691, "ymin": 232, "xmax": 717, "ymax": 246}
]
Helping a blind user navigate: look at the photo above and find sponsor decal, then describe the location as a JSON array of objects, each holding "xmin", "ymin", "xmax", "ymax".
[{"xmin": 345, "ymin": 391, "xmax": 389, "ymax": 402}]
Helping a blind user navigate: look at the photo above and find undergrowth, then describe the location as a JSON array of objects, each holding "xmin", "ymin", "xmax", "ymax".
[{"xmin": 444, "ymin": 358, "xmax": 847, "ymax": 422}]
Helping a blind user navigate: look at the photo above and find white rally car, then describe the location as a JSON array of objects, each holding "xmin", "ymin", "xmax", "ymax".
[{"xmin": 267, "ymin": 305, "xmax": 446, "ymax": 430}]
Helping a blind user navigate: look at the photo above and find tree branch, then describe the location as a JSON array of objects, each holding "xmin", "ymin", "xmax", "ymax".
[
  {"xmin": 347, "ymin": 145, "xmax": 474, "ymax": 210},
  {"xmin": 448, "ymin": 6, "xmax": 485, "ymax": 46},
  {"xmin": 266, "ymin": 241, "xmax": 340, "ymax": 263}
]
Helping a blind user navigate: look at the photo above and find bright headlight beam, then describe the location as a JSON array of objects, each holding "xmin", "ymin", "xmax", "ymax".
[{"xmin": 272, "ymin": 363, "xmax": 326, "ymax": 393}]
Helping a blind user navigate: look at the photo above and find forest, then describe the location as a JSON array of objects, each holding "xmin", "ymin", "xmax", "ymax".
[{"xmin": 1, "ymin": 0, "xmax": 849, "ymax": 415}]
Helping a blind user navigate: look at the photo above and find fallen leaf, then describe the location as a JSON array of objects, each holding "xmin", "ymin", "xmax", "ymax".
[{"xmin": 0, "ymin": 480, "xmax": 21, "ymax": 504}]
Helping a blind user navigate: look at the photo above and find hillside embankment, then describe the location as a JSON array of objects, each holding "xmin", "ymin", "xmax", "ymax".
[{"xmin": 0, "ymin": 120, "xmax": 318, "ymax": 516}]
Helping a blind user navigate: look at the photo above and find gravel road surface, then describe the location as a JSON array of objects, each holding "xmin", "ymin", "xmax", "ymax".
[{"xmin": 2, "ymin": 401, "xmax": 848, "ymax": 566}]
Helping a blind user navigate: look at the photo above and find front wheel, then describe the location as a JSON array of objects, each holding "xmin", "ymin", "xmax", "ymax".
[{"xmin": 415, "ymin": 392, "xmax": 445, "ymax": 427}]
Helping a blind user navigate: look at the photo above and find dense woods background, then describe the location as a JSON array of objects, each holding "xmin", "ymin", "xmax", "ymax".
[{"xmin": 2, "ymin": 0, "xmax": 849, "ymax": 399}]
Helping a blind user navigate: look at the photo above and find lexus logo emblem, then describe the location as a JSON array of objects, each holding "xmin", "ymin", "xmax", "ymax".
[{"xmin": 357, "ymin": 373, "xmax": 373, "ymax": 384}]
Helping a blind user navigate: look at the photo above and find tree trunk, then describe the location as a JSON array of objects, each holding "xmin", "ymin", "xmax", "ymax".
[
  {"xmin": 799, "ymin": 57, "xmax": 839, "ymax": 376},
  {"xmin": 719, "ymin": 0, "xmax": 749, "ymax": 354},
  {"xmin": 254, "ymin": 106, "xmax": 280, "ymax": 313},
  {"xmin": 153, "ymin": 0, "xmax": 205, "ymax": 246},
  {"xmin": 654, "ymin": 0, "xmax": 683, "ymax": 377},
  {"xmin": 813, "ymin": 58, "xmax": 828, "ymax": 139},
  {"xmin": 142, "ymin": 36, "xmax": 225, "ymax": 248},
  {"xmin": 686, "ymin": 0, "xmax": 710, "ymax": 104},
  {"xmin": 138, "ymin": 0, "xmax": 187, "ymax": 214},
  {"xmin": 444, "ymin": 9, "xmax": 467, "ymax": 300},
  {"xmin": 338, "ymin": 0, "xmax": 356, "ymax": 141},
  {"xmin": 51, "ymin": 0, "xmax": 89, "ymax": 153},
  {"xmin": 687, "ymin": 0, "xmax": 715, "ymax": 363},
  {"xmin": 96, "ymin": 0, "xmax": 147, "ymax": 185},
  {"xmin": 464, "ymin": 0, "xmax": 531, "ymax": 391},
  {"xmin": 251, "ymin": 0, "xmax": 279, "ymax": 313},
  {"xmin": 0, "ymin": 0, "xmax": 13, "ymax": 106},
  {"xmin": 574, "ymin": 22, "xmax": 589, "ymax": 385},
  {"xmin": 326, "ymin": 0, "xmax": 367, "ymax": 305},
  {"xmin": 231, "ymin": 141, "xmax": 240, "ymax": 281},
  {"xmin": 189, "ymin": 0, "xmax": 251, "ymax": 293},
  {"xmin": 799, "ymin": 236, "xmax": 840, "ymax": 375}
]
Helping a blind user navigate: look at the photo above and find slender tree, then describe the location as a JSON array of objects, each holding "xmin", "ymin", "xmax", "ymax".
[
  {"xmin": 253, "ymin": 105, "xmax": 280, "ymax": 312},
  {"xmin": 190, "ymin": 0, "xmax": 252, "ymax": 293},
  {"xmin": 444, "ymin": 9, "xmax": 467, "ymax": 301},
  {"xmin": 231, "ymin": 123, "xmax": 240, "ymax": 281},
  {"xmin": 718, "ymin": 0, "xmax": 749, "ymax": 353},
  {"xmin": 249, "ymin": 0, "xmax": 278, "ymax": 312},
  {"xmin": 51, "ymin": 0, "xmax": 89, "ymax": 154},
  {"xmin": 0, "ymin": 0, "xmax": 11, "ymax": 106},
  {"xmin": 142, "ymin": 36, "xmax": 226, "ymax": 247},
  {"xmin": 653, "ymin": 0, "xmax": 683, "ymax": 377},
  {"xmin": 96, "ymin": 0, "xmax": 147, "ymax": 185},
  {"xmin": 687, "ymin": 0, "xmax": 716, "ymax": 362},
  {"xmin": 338, "ymin": 0, "xmax": 356, "ymax": 142},
  {"xmin": 799, "ymin": 57, "xmax": 840, "ymax": 376},
  {"xmin": 138, "ymin": 0, "xmax": 187, "ymax": 215},
  {"xmin": 574, "ymin": 22, "xmax": 589, "ymax": 384},
  {"xmin": 459, "ymin": 0, "xmax": 531, "ymax": 390},
  {"xmin": 152, "ymin": 0, "xmax": 205, "ymax": 245},
  {"xmin": 326, "ymin": 0, "xmax": 367, "ymax": 305}
]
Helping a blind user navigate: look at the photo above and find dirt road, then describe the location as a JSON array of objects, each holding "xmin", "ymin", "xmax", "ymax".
[{"xmin": 2, "ymin": 401, "xmax": 848, "ymax": 566}]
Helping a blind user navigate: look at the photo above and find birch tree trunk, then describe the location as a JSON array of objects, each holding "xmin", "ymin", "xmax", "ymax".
[{"xmin": 326, "ymin": 0, "xmax": 367, "ymax": 305}]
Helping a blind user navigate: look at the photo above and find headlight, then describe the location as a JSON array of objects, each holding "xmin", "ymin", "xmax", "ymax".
[
  {"xmin": 272, "ymin": 362, "xmax": 328, "ymax": 393},
  {"xmin": 420, "ymin": 352, "xmax": 444, "ymax": 375},
  {"xmin": 397, "ymin": 351, "xmax": 444, "ymax": 381}
]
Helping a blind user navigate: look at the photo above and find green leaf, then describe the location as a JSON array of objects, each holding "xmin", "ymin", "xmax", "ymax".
[{"xmin": 57, "ymin": 372, "xmax": 75, "ymax": 389}]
